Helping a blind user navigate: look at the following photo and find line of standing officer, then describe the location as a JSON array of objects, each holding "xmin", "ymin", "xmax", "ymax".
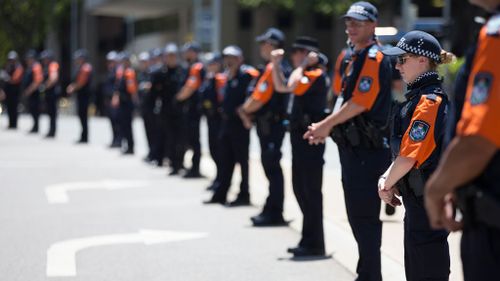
[
  {"xmin": 198, "ymin": 53, "xmax": 226, "ymax": 191},
  {"xmin": 67, "ymin": 49, "xmax": 93, "ymax": 144},
  {"xmin": 104, "ymin": 50, "xmax": 121, "ymax": 148},
  {"xmin": 176, "ymin": 42, "xmax": 205, "ymax": 178},
  {"xmin": 272, "ymin": 36, "xmax": 329, "ymax": 257},
  {"xmin": 237, "ymin": 28, "xmax": 291, "ymax": 226},
  {"xmin": 305, "ymin": 2, "xmax": 393, "ymax": 278},
  {"xmin": 204, "ymin": 45, "xmax": 259, "ymax": 206},
  {"xmin": 149, "ymin": 44, "xmax": 187, "ymax": 173},
  {"xmin": 137, "ymin": 51, "xmax": 155, "ymax": 161},
  {"xmin": 424, "ymin": 1, "xmax": 500, "ymax": 280},
  {"xmin": 40, "ymin": 49, "xmax": 60, "ymax": 138},
  {"xmin": 112, "ymin": 52, "xmax": 138, "ymax": 154},
  {"xmin": 22, "ymin": 50, "xmax": 44, "ymax": 134},
  {"xmin": 1, "ymin": 51, "xmax": 24, "ymax": 129},
  {"xmin": 379, "ymin": 31, "xmax": 454, "ymax": 281}
]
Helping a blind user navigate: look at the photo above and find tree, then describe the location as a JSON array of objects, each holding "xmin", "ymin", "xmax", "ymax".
[{"xmin": 0, "ymin": 0, "xmax": 72, "ymax": 64}]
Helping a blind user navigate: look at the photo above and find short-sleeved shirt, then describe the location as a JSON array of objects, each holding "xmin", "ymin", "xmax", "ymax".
[
  {"xmin": 222, "ymin": 64, "xmax": 259, "ymax": 120},
  {"xmin": 392, "ymin": 72, "xmax": 448, "ymax": 173},
  {"xmin": 333, "ymin": 43, "xmax": 393, "ymax": 126},
  {"xmin": 456, "ymin": 15, "xmax": 500, "ymax": 195},
  {"xmin": 289, "ymin": 66, "xmax": 328, "ymax": 125}
]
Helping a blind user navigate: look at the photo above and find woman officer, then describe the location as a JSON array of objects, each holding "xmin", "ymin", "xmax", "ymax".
[{"xmin": 378, "ymin": 31, "xmax": 454, "ymax": 281}]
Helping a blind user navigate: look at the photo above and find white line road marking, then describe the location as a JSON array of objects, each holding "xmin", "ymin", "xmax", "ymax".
[
  {"xmin": 46, "ymin": 229, "xmax": 208, "ymax": 277},
  {"xmin": 45, "ymin": 179, "xmax": 151, "ymax": 204}
]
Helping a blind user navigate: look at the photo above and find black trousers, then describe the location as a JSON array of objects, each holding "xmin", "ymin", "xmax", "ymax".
[
  {"xmin": 118, "ymin": 101, "xmax": 134, "ymax": 151},
  {"xmin": 290, "ymin": 129, "xmax": 325, "ymax": 250},
  {"xmin": 141, "ymin": 102, "xmax": 156, "ymax": 157},
  {"xmin": 45, "ymin": 90, "xmax": 58, "ymax": 136},
  {"xmin": 338, "ymin": 147, "xmax": 391, "ymax": 281},
  {"xmin": 4, "ymin": 85, "xmax": 20, "ymax": 128},
  {"xmin": 186, "ymin": 113, "xmax": 201, "ymax": 172},
  {"xmin": 28, "ymin": 91, "xmax": 41, "ymax": 132},
  {"xmin": 462, "ymin": 223, "xmax": 500, "ymax": 281},
  {"xmin": 108, "ymin": 104, "xmax": 120, "ymax": 145},
  {"xmin": 153, "ymin": 111, "xmax": 185, "ymax": 169},
  {"xmin": 212, "ymin": 119, "xmax": 250, "ymax": 202},
  {"xmin": 207, "ymin": 114, "xmax": 223, "ymax": 186},
  {"xmin": 400, "ymin": 187, "xmax": 450, "ymax": 281},
  {"xmin": 257, "ymin": 120, "xmax": 285, "ymax": 217},
  {"xmin": 77, "ymin": 92, "xmax": 89, "ymax": 141}
]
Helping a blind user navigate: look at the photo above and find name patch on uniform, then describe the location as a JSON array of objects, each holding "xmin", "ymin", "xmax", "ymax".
[
  {"xmin": 470, "ymin": 72, "xmax": 492, "ymax": 105},
  {"xmin": 259, "ymin": 81, "xmax": 268, "ymax": 92},
  {"xmin": 358, "ymin": 76, "xmax": 373, "ymax": 93},
  {"xmin": 409, "ymin": 120, "xmax": 430, "ymax": 142}
]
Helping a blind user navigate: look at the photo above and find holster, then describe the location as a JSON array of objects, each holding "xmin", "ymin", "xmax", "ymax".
[{"xmin": 456, "ymin": 184, "xmax": 500, "ymax": 230}]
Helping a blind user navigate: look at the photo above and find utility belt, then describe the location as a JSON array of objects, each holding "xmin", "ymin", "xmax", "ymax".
[
  {"xmin": 395, "ymin": 168, "xmax": 427, "ymax": 197},
  {"xmin": 201, "ymin": 99, "xmax": 221, "ymax": 118},
  {"xmin": 256, "ymin": 111, "xmax": 286, "ymax": 136},
  {"xmin": 330, "ymin": 115, "xmax": 389, "ymax": 149},
  {"xmin": 286, "ymin": 113, "xmax": 326, "ymax": 132},
  {"xmin": 456, "ymin": 184, "xmax": 500, "ymax": 230}
]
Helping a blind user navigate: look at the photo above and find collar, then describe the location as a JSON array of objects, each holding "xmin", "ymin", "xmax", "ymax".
[{"xmin": 405, "ymin": 71, "xmax": 442, "ymax": 98}]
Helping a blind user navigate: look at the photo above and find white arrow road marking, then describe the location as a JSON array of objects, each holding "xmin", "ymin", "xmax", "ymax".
[
  {"xmin": 45, "ymin": 179, "xmax": 151, "ymax": 204},
  {"xmin": 46, "ymin": 229, "xmax": 208, "ymax": 277}
]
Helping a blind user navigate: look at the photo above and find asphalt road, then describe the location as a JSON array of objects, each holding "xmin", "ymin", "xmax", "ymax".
[{"xmin": 0, "ymin": 114, "xmax": 354, "ymax": 281}]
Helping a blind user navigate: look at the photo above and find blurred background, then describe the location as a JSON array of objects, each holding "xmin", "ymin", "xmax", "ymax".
[{"xmin": 0, "ymin": 0, "xmax": 487, "ymax": 114}]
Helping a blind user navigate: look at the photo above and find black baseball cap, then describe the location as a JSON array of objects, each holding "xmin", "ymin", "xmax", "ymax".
[
  {"xmin": 343, "ymin": 1, "xmax": 378, "ymax": 22},
  {"xmin": 25, "ymin": 49, "xmax": 37, "ymax": 60},
  {"xmin": 382, "ymin": 30, "xmax": 442, "ymax": 63},
  {"xmin": 73, "ymin": 49, "xmax": 88, "ymax": 60},
  {"xmin": 292, "ymin": 36, "xmax": 319, "ymax": 52},
  {"xmin": 40, "ymin": 49, "xmax": 54, "ymax": 60},
  {"xmin": 256, "ymin": 27, "xmax": 285, "ymax": 46}
]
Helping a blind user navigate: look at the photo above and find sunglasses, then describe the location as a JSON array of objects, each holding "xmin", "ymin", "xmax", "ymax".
[{"xmin": 396, "ymin": 54, "xmax": 414, "ymax": 65}]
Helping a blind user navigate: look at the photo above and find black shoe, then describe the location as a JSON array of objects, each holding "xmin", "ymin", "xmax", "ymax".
[
  {"xmin": 203, "ymin": 197, "xmax": 226, "ymax": 205},
  {"xmin": 251, "ymin": 214, "xmax": 288, "ymax": 227},
  {"xmin": 168, "ymin": 169, "xmax": 180, "ymax": 176},
  {"xmin": 109, "ymin": 142, "xmax": 121, "ymax": 148},
  {"xmin": 28, "ymin": 128, "xmax": 38, "ymax": 134},
  {"xmin": 122, "ymin": 149, "xmax": 134, "ymax": 155},
  {"xmin": 183, "ymin": 169, "xmax": 203, "ymax": 179},
  {"xmin": 385, "ymin": 204, "xmax": 396, "ymax": 216},
  {"xmin": 44, "ymin": 133, "xmax": 55, "ymax": 139},
  {"xmin": 289, "ymin": 246, "xmax": 325, "ymax": 257},
  {"xmin": 226, "ymin": 197, "xmax": 251, "ymax": 207},
  {"xmin": 75, "ymin": 139, "xmax": 88, "ymax": 144}
]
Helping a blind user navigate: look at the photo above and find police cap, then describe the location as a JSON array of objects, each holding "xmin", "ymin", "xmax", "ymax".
[
  {"xmin": 343, "ymin": 1, "xmax": 378, "ymax": 22},
  {"xmin": 222, "ymin": 45, "xmax": 243, "ymax": 57},
  {"xmin": 292, "ymin": 36, "xmax": 319, "ymax": 52},
  {"xmin": 256, "ymin": 27, "xmax": 285, "ymax": 46},
  {"xmin": 382, "ymin": 30, "xmax": 442, "ymax": 63}
]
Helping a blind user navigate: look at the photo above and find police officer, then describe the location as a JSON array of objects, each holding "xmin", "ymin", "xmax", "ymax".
[
  {"xmin": 199, "ymin": 53, "xmax": 226, "ymax": 191},
  {"xmin": 22, "ymin": 50, "xmax": 43, "ymax": 134},
  {"xmin": 204, "ymin": 45, "xmax": 259, "ymax": 206},
  {"xmin": 112, "ymin": 52, "xmax": 137, "ymax": 154},
  {"xmin": 67, "ymin": 49, "xmax": 93, "ymax": 143},
  {"xmin": 271, "ymin": 36, "xmax": 329, "ymax": 257},
  {"xmin": 40, "ymin": 50, "xmax": 60, "ymax": 138},
  {"xmin": 137, "ymin": 52, "xmax": 155, "ymax": 161},
  {"xmin": 176, "ymin": 42, "xmax": 205, "ymax": 178},
  {"xmin": 1, "ymin": 51, "xmax": 23, "ymax": 129},
  {"xmin": 150, "ymin": 43, "xmax": 187, "ymax": 173},
  {"xmin": 425, "ymin": 1, "xmax": 500, "ymax": 280},
  {"xmin": 304, "ymin": 2, "xmax": 392, "ymax": 277},
  {"xmin": 237, "ymin": 27, "xmax": 290, "ymax": 226},
  {"xmin": 379, "ymin": 31, "xmax": 453, "ymax": 281},
  {"xmin": 105, "ymin": 50, "xmax": 121, "ymax": 148}
]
